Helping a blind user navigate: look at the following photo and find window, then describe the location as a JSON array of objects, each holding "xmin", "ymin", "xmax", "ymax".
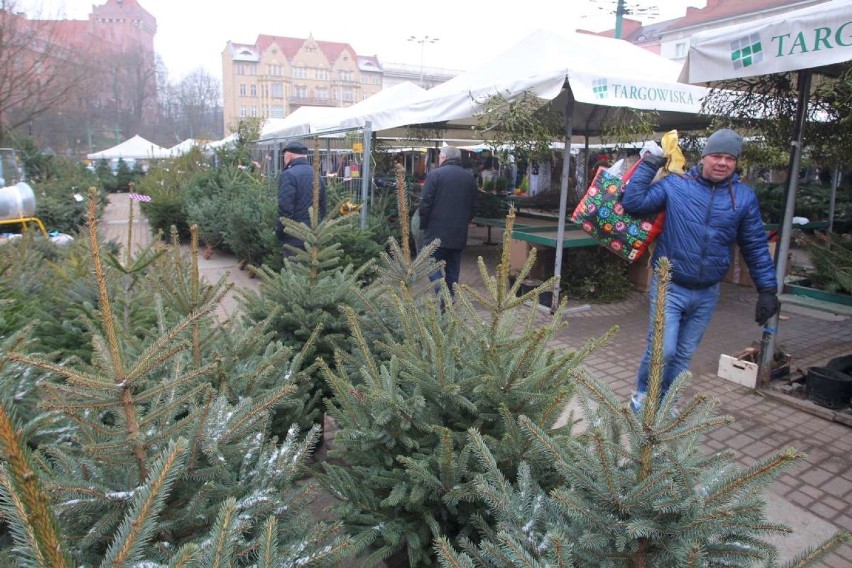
[
  {"xmin": 271, "ymin": 82, "xmax": 284, "ymax": 98},
  {"xmin": 295, "ymin": 86, "xmax": 307, "ymax": 99},
  {"xmin": 292, "ymin": 66, "xmax": 307, "ymax": 79},
  {"xmin": 239, "ymin": 105, "xmax": 247, "ymax": 117},
  {"xmin": 342, "ymin": 88, "xmax": 354, "ymax": 102},
  {"xmin": 271, "ymin": 105, "xmax": 283, "ymax": 118},
  {"xmin": 250, "ymin": 84, "xmax": 257, "ymax": 97},
  {"xmin": 317, "ymin": 88, "xmax": 328, "ymax": 100},
  {"xmin": 262, "ymin": 84, "xmax": 268, "ymax": 97},
  {"xmin": 251, "ymin": 105, "xmax": 258, "ymax": 117},
  {"xmin": 315, "ymin": 68, "xmax": 330, "ymax": 80},
  {"xmin": 268, "ymin": 64, "xmax": 283, "ymax": 76},
  {"xmin": 675, "ymin": 41, "xmax": 687, "ymax": 58},
  {"xmin": 239, "ymin": 83, "xmax": 246, "ymax": 96},
  {"xmin": 337, "ymin": 70, "xmax": 353, "ymax": 82}
]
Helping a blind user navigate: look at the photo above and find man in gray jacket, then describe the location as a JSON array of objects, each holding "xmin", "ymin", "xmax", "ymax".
[{"xmin": 419, "ymin": 146, "xmax": 478, "ymax": 296}]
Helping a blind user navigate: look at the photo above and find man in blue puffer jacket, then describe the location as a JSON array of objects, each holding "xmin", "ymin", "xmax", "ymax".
[{"xmin": 622, "ymin": 128, "xmax": 780, "ymax": 411}]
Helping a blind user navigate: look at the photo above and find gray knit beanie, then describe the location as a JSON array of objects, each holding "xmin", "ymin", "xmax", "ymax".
[{"xmin": 702, "ymin": 128, "xmax": 743, "ymax": 159}]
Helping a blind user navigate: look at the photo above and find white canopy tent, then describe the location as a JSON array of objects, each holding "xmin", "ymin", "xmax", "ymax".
[
  {"xmin": 87, "ymin": 134, "xmax": 170, "ymax": 160},
  {"xmin": 680, "ymin": 0, "xmax": 852, "ymax": 381},
  {"xmin": 294, "ymin": 29, "xmax": 712, "ymax": 307},
  {"xmin": 260, "ymin": 82, "xmax": 429, "ymax": 142},
  {"xmin": 312, "ymin": 30, "xmax": 710, "ymax": 138}
]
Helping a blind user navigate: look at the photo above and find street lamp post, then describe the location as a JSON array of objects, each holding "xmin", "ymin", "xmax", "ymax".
[{"xmin": 407, "ymin": 35, "xmax": 439, "ymax": 87}]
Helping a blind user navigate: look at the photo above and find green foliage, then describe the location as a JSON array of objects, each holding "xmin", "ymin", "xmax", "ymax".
[
  {"xmin": 560, "ymin": 246, "xmax": 632, "ymax": 302},
  {"xmin": 473, "ymin": 191, "xmax": 508, "ymax": 218},
  {"xmin": 135, "ymin": 149, "xmax": 210, "ymax": 241},
  {"xmin": 216, "ymin": 117, "xmax": 264, "ymax": 167},
  {"xmin": 754, "ymin": 183, "xmax": 852, "ymax": 224},
  {"xmin": 473, "ymin": 91, "xmax": 564, "ymax": 165},
  {"xmin": 114, "ymin": 158, "xmax": 135, "ymax": 192},
  {"xmin": 436, "ymin": 259, "xmax": 818, "ymax": 568},
  {"xmin": 702, "ymin": 67, "xmax": 852, "ymax": 170},
  {"xmin": 796, "ymin": 230, "xmax": 852, "ymax": 295},
  {"xmin": 0, "ymin": 192, "xmax": 362, "ymax": 565},
  {"xmin": 183, "ymin": 163, "xmax": 282, "ymax": 268},
  {"xmin": 239, "ymin": 202, "xmax": 373, "ymax": 432},
  {"xmin": 314, "ymin": 211, "xmax": 604, "ymax": 566}
]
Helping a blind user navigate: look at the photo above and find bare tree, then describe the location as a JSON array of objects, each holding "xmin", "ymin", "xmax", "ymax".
[
  {"xmin": 0, "ymin": 0, "xmax": 93, "ymax": 144},
  {"xmin": 175, "ymin": 68, "xmax": 222, "ymax": 140}
]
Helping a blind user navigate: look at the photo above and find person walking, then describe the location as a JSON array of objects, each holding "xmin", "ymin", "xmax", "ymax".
[
  {"xmin": 275, "ymin": 140, "xmax": 326, "ymax": 256},
  {"xmin": 418, "ymin": 146, "xmax": 478, "ymax": 296},
  {"xmin": 621, "ymin": 128, "xmax": 780, "ymax": 411}
]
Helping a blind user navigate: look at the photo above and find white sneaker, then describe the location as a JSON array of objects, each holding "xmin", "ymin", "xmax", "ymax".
[{"xmin": 630, "ymin": 391, "xmax": 646, "ymax": 412}]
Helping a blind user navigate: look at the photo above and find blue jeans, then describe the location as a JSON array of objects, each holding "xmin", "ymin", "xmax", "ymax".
[
  {"xmin": 429, "ymin": 247, "xmax": 463, "ymax": 296},
  {"xmin": 636, "ymin": 277, "xmax": 721, "ymax": 396}
]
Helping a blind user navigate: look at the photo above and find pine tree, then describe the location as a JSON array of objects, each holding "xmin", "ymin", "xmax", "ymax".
[
  {"xmin": 239, "ymin": 140, "xmax": 372, "ymax": 432},
  {"xmin": 313, "ymin": 206, "xmax": 610, "ymax": 567},
  {"xmin": 434, "ymin": 258, "xmax": 850, "ymax": 568},
  {"xmin": 0, "ymin": 188, "xmax": 363, "ymax": 565}
]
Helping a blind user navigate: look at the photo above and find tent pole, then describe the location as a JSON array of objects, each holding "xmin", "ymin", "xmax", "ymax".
[
  {"xmin": 552, "ymin": 91, "xmax": 575, "ymax": 312},
  {"xmin": 758, "ymin": 69, "xmax": 812, "ymax": 386},
  {"xmin": 360, "ymin": 121, "xmax": 372, "ymax": 229},
  {"xmin": 829, "ymin": 165, "xmax": 840, "ymax": 233}
]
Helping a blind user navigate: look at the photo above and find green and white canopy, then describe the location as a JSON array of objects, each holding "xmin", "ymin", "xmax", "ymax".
[{"xmin": 681, "ymin": 0, "xmax": 852, "ymax": 83}]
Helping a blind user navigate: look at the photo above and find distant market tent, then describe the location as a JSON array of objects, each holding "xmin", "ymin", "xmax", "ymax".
[
  {"xmin": 87, "ymin": 135, "xmax": 170, "ymax": 160},
  {"xmin": 680, "ymin": 0, "xmax": 852, "ymax": 380}
]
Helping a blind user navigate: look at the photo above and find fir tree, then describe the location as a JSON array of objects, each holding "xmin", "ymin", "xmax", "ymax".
[
  {"xmin": 434, "ymin": 258, "xmax": 850, "ymax": 568},
  {"xmin": 239, "ymin": 140, "xmax": 372, "ymax": 433},
  {"xmin": 313, "ymin": 208, "xmax": 610, "ymax": 566},
  {"xmin": 0, "ymin": 188, "xmax": 363, "ymax": 565}
]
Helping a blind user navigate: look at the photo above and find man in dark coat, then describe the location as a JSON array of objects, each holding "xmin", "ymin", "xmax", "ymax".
[
  {"xmin": 275, "ymin": 140, "xmax": 326, "ymax": 256},
  {"xmin": 418, "ymin": 145, "xmax": 478, "ymax": 295}
]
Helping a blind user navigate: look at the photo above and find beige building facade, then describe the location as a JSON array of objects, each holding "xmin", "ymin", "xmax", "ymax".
[{"xmin": 221, "ymin": 34, "xmax": 383, "ymax": 133}]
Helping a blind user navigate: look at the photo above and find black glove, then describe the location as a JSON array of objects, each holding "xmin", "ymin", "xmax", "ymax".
[
  {"xmin": 755, "ymin": 289, "xmax": 780, "ymax": 325},
  {"xmin": 643, "ymin": 154, "xmax": 667, "ymax": 171}
]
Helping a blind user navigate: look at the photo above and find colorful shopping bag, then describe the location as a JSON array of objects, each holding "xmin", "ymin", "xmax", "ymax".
[{"xmin": 570, "ymin": 161, "xmax": 665, "ymax": 263}]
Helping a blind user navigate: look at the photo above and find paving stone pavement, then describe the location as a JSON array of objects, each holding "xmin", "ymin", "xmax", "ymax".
[{"xmin": 102, "ymin": 194, "xmax": 852, "ymax": 566}]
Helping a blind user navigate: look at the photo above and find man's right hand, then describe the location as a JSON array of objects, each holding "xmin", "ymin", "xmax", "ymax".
[{"xmin": 643, "ymin": 155, "xmax": 666, "ymax": 171}]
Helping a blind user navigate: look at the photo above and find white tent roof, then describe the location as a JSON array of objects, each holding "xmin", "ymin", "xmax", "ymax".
[
  {"xmin": 313, "ymin": 30, "xmax": 710, "ymax": 137},
  {"xmin": 681, "ymin": 0, "xmax": 852, "ymax": 84},
  {"xmin": 87, "ymin": 134, "xmax": 170, "ymax": 160},
  {"xmin": 168, "ymin": 138, "xmax": 205, "ymax": 156},
  {"xmin": 261, "ymin": 82, "xmax": 428, "ymax": 141}
]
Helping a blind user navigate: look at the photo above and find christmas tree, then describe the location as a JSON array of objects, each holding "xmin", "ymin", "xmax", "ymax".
[
  {"xmin": 0, "ymin": 189, "xmax": 362, "ymax": 565},
  {"xmin": 435, "ymin": 258, "xmax": 850, "ymax": 568},
  {"xmin": 313, "ymin": 205, "xmax": 610, "ymax": 566}
]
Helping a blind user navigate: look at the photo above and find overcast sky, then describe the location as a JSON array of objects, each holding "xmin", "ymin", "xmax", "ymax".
[{"xmin": 23, "ymin": 0, "xmax": 704, "ymax": 82}]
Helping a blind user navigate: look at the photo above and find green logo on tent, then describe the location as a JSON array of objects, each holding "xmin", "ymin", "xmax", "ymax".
[
  {"xmin": 730, "ymin": 33, "xmax": 763, "ymax": 70},
  {"xmin": 592, "ymin": 79, "xmax": 608, "ymax": 99}
]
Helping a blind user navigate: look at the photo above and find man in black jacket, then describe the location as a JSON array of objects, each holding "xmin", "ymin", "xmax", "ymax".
[
  {"xmin": 275, "ymin": 140, "xmax": 326, "ymax": 256},
  {"xmin": 419, "ymin": 146, "xmax": 478, "ymax": 296}
]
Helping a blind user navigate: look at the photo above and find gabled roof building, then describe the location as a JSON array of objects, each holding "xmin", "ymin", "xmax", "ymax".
[{"xmin": 221, "ymin": 34, "xmax": 383, "ymax": 133}]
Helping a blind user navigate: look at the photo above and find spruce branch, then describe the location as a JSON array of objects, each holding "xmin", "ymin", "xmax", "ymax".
[
  {"xmin": 396, "ymin": 162, "xmax": 411, "ymax": 265},
  {"xmin": 704, "ymin": 447, "xmax": 804, "ymax": 506},
  {"xmin": 99, "ymin": 438, "xmax": 189, "ymax": 567},
  {"xmin": 0, "ymin": 402, "xmax": 73, "ymax": 568},
  {"xmin": 780, "ymin": 530, "xmax": 850, "ymax": 568}
]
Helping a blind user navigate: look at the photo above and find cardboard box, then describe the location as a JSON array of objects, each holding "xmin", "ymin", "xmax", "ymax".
[
  {"xmin": 725, "ymin": 241, "xmax": 777, "ymax": 287},
  {"xmin": 508, "ymin": 238, "xmax": 554, "ymax": 280},
  {"xmin": 717, "ymin": 353, "xmax": 759, "ymax": 388},
  {"xmin": 627, "ymin": 249, "xmax": 653, "ymax": 292}
]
